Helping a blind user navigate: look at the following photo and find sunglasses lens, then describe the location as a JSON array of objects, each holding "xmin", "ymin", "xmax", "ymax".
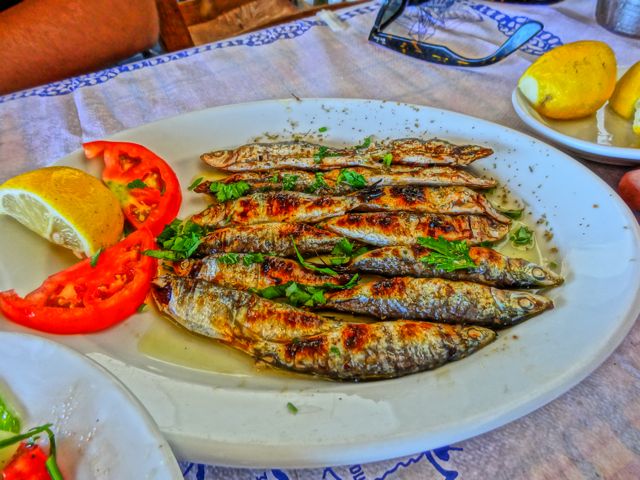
[{"xmin": 377, "ymin": 0, "xmax": 405, "ymax": 28}]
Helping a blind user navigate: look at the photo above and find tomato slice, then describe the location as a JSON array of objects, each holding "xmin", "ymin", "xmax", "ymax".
[
  {"xmin": 2, "ymin": 443, "xmax": 50, "ymax": 480},
  {"xmin": 83, "ymin": 141, "xmax": 182, "ymax": 236},
  {"xmin": 0, "ymin": 229, "xmax": 157, "ymax": 334}
]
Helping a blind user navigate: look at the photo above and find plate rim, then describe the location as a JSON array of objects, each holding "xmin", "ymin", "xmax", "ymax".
[
  {"xmin": 511, "ymin": 88, "xmax": 640, "ymax": 163},
  {"xmin": 0, "ymin": 332, "xmax": 183, "ymax": 478}
]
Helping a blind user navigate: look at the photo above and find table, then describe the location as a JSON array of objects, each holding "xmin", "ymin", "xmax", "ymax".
[{"xmin": 1, "ymin": 1, "xmax": 639, "ymax": 478}]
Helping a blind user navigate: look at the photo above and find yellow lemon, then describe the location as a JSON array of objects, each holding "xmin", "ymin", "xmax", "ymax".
[
  {"xmin": 609, "ymin": 61, "xmax": 640, "ymax": 136},
  {"xmin": 0, "ymin": 166, "xmax": 124, "ymax": 256},
  {"xmin": 518, "ymin": 41, "xmax": 617, "ymax": 119}
]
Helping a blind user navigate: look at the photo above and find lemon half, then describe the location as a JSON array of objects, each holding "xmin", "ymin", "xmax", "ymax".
[
  {"xmin": 0, "ymin": 166, "xmax": 124, "ymax": 256},
  {"xmin": 609, "ymin": 61, "xmax": 640, "ymax": 135},
  {"xmin": 518, "ymin": 41, "xmax": 617, "ymax": 120}
]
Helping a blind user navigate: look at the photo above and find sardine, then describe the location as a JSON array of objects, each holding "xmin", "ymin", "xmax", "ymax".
[
  {"xmin": 201, "ymin": 138, "xmax": 493, "ymax": 172},
  {"xmin": 191, "ymin": 192, "xmax": 360, "ymax": 228},
  {"xmin": 358, "ymin": 186, "xmax": 511, "ymax": 223},
  {"xmin": 172, "ymin": 254, "xmax": 349, "ymax": 290},
  {"xmin": 349, "ymin": 246, "xmax": 564, "ymax": 288},
  {"xmin": 195, "ymin": 222, "xmax": 344, "ymax": 257},
  {"xmin": 194, "ymin": 166, "xmax": 497, "ymax": 196},
  {"xmin": 321, "ymin": 212, "xmax": 509, "ymax": 246},
  {"xmin": 151, "ymin": 275, "xmax": 496, "ymax": 381},
  {"xmin": 324, "ymin": 277, "xmax": 553, "ymax": 326},
  {"xmin": 253, "ymin": 321, "xmax": 496, "ymax": 381}
]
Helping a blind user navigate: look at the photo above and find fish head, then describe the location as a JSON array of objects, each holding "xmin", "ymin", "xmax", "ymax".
[
  {"xmin": 201, "ymin": 148, "xmax": 237, "ymax": 169},
  {"xmin": 491, "ymin": 289, "xmax": 554, "ymax": 323},
  {"xmin": 525, "ymin": 264, "xmax": 565, "ymax": 287}
]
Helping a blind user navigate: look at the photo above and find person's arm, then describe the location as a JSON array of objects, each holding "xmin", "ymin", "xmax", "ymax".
[{"xmin": 0, "ymin": 0, "xmax": 159, "ymax": 95}]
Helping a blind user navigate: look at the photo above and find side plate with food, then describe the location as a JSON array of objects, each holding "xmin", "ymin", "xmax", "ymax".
[{"xmin": 1, "ymin": 99, "xmax": 639, "ymax": 468}]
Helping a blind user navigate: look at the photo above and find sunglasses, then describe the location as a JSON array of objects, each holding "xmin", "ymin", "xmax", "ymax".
[{"xmin": 369, "ymin": 0, "xmax": 554, "ymax": 67}]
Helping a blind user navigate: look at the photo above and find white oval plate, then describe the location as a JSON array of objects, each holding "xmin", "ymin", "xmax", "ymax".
[
  {"xmin": 0, "ymin": 333, "xmax": 182, "ymax": 478},
  {"xmin": 1, "ymin": 99, "xmax": 640, "ymax": 468},
  {"xmin": 512, "ymin": 86, "xmax": 640, "ymax": 166}
]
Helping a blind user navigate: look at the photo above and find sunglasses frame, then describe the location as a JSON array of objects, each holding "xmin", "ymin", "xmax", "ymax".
[{"xmin": 369, "ymin": 0, "xmax": 545, "ymax": 67}]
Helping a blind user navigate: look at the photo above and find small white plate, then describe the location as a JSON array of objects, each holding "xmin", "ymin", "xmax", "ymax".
[
  {"xmin": 0, "ymin": 333, "xmax": 182, "ymax": 479},
  {"xmin": 512, "ymin": 87, "xmax": 640, "ymax": 166}
]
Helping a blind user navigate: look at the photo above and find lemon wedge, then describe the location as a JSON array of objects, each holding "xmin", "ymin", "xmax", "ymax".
[
  {"xmin": 518, "ymin": 41, "xmax": 617, "ymax": 120},
  {"xmin": 609, "ymin": 61, "xmax": 640, "ymax": 135},
  {"xmin": 0, "ymin": 166, "xmax": 124, "ymax": 256}
]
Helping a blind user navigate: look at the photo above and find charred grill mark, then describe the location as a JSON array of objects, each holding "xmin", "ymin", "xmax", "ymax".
[
  {"xmin": 267, "ymin": 193, "xmax": 303, "ymax": 217},
  {"xmin": 285, "ymin": 336, "xmax": 327, "ymax": 361},
  {"xmin": 151, "ymin": 281, "xmax": 172, "ymax": 307},
  {"xmin": 343, "ymin": 324, "xmax": 369, "ymax": 351},
  {"xmin": 371, "ymin": 278, "xmax": 405, "ymax": 297},
  {"xmin": 234, "ymin": 197, "xmax": 256, "ymax": 222}
]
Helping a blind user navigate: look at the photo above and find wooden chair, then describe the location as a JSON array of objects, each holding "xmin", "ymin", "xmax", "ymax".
[{"xmin": 155, "ymin": 0, "xmax": 368, "ymax": 52}]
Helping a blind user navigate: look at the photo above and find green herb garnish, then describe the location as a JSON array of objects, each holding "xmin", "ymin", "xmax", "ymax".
[
  {"xmin": 291, "ymin": 238, "xmax": 338, "ymax": 276},
  {"xmin": 127, "ymin": 179, "xmax": 147, "ymax": 189},
  {"xmin": 269, "ymin": 173, "xmax": 280, "ymax": 183},
  {"xmin": 313, "ymin": 146, "xmax": 331, "ymax": 164},
  {"xmin": 243, "ymin": 252, "xmax": 265, "ymax": 265},
  {"xmin": 253, "ymin": 274, "xmax": 358, "ymax": 307},
  {"xmin": 417, "ymin": 236, "xmax": 476, "ymax": 272},
  {"xmin": 329, "ymin": 238, "xmax": 368, "ymax": 265},
  {"xmin": 330, "ymin": 346, "xmax": 341, "ymax": 356},
  {"xmin": 188, "ymin": 177, "xmax": 204, "ymax": 191},
  {"xmin": 218, "ymin": 253, "xmax": 240, "ymax": 265},
  {"xmin": 144, "ymin": 219, "xmax": 204, "ymax": 260},
  {"xmin": 306, "ymin": 172, "xmax": 329, "ymax": 194},
  {"xmin": 286, "ymin": 402, "xmax": 298, "ymax": 414},
  {"xmin": 281, "ymin": 174, "xmax": 299, "ymax": 191},
  {"xmin": 336, "ymin": 169, "xmax": 367, "ymax": 189},
  {"xmin": 510, "ymin": 226, "xmax": 534, "ymax": 247},
  {"xmin": 354, "ymin": 136, "xmax": 372, "ymax": 149},
  {"xmin": 0, "ymin": 396, "xmax": 20, "ymax": 434},
  {"xmin": 137, "ymin": 303, "xmax": 147, "ymax": 313},
  {"xmin": 496, "ymin": 206, "xmax": 524, "ymax": 220},
  {"xmin": 209, "ymin": 181, "xmax": 251, "ymax": 202},
  {"xmin": 382, "ymin": 153, "xmax": 393, "ymax": 168},
  {"xmin": 90, "ymin": 248, "xmax": 102, "ymax": 268},
  {"xmin": 318, "ymin": 126, "xmax": 328, "ymax": 133}
]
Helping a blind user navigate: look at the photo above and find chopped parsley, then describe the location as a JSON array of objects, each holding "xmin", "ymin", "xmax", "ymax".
[
  {"xmin": 313, "ymin": 145, "xmax": 336, "ymax": 164},
  {"xmin": 144, "ymin": 219, "xmax": 204, "ymax": 260},
  {"xmin": 354, "ymin": 136, "xmax": 372, "ymax": 149},
  {"xmin": 292, "ymin": 238, "xmax": 338, "ymax": 276},
  {"xmin": 281, "ymin": 174, "xmax": 299, "ymax": 191},
  {"xmin": 218, "ymin": 252, "xmax": 240, "ymax": 265},
  {"xmin": 127, "ymin": 179, "xmax": 147, "ymax": 189},
  {"xmin": 90, "ymin": 248, "xmax": 102, "ymax": 268},
  {"xmin": 510, "ymin": 226, "xmax": 534, "ymax": 247},
  {"xmin": 336, "ymin": 169, "xmax": 367, "ymax": 189},
  {"xmin": 269, "ymin": 173, "xmax": 280, "ymax": 183},
  {"xmin": 243, "ymin": 252, "xmax": 265, "ymax": 265},
  {"xmin": 253, "ymin": 274, "xmax": 359, "ymax": 307},
  {"xmin": 417, "ymin": 236, "xmax": 477, "ymax": 272},
  {"xmin": 330, "ymin": 346, "xmax": 341, "ymax": 356},
  {"xmin": 382, "ymin": 153, "xmax": 393, "ymax": 168},
  {"xmin": 496, "ymin": 206, "xmax": 524, "ymax": 220},
  {"xmin": 188, "ymin": 177, "xmax": 204, "ymax": 191},
  {"xmin": 286, "ymin": 402, "xmax": 298, "ymax": 414},
  {"xmin": 137, "ymin": 303, "xmax": 147, "ymax": 313},
  {"xmin": 318, "ymin": 126, "xmax": 328, "ymax": 133},
  {"xmin": 329, "ymin": 238, "xmax": 369, "ymax": 265},
  {"xmin": 306, "ymin": 172, "xmax": 329, "ymax": 193},
  {"xmin": 209, "ymin": 180, "xmax": 251, "ymax": 202}
]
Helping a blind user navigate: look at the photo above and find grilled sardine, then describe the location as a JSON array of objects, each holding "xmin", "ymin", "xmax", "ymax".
[
  {"xmin": 172, "ymin": 254, "xmax": 349, "ymax": 290},
  {"xmin": 358, "ymin": 186, "xmax": 511, "ymax": 223},
  {"xmin": 201, "ymin": 138, "xmax": 493, "ymax": 172},
  {"xmin": 195, "ymin": 222, "xmax": 344, "ymax": 257},
  {"xmin": 152, "ymin": 275, "xmax": 496, "ymax": 381},
  {"xmin": 321, "ymin": 212, "xmax": 509, "ymax": 246},
  {"xmin": 349, "ymin": 246, "xmax": 563, "ymax": 288},
  {"xmin": 253, "ymin": 321, "xmax": 496, "ymax": 381},
  {"xmin": 194, "ymin": 166, "xmax": 496, "ymax": 196},
  {"xmin": 323, "ymin": 277, "xmax": 553, "ymax": 326},
  {"xmin": 191, "ymin": 192, "xmax": 360, "ymax": 228}
]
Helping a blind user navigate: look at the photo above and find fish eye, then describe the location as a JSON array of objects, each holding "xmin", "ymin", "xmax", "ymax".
[
  {"xmin": 531, "ymin": 267, "xmax": 547, "ymax": 280},
  {"xmin": 210, "ymin": 150, "xmax": 228, "ymax": 158},
  {"xmin": 518, "ymin": 297, "xmax": 535, "ymax": 310}
]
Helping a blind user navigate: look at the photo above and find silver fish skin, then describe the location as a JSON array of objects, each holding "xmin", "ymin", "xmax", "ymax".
[
  {"xmin": 321, "ymin": 212, "xmax": 509, "ymax": 246},
  {"xmin": 152, "ymin": 275, "xmax": 336, "ymax": 342},
  {"xmin": 195, "ymin": 222, "xmax": 345, "ymax": 257},
  {"xmin": 194, "ymin": 166, "xmax": 497, "ymax": 196},
  {"xmin": 357, "ymin": 186, "xmax": 511, "ymax": 223},
  {"xmin": 201, "ymin": 138, "xmax": 493, "ymax": 172},
  {"xmin": 172, "ymin": 254, "xmax": 349, "ymax": 290},
  {"xmin": 191, "ymin": 192, "xmax": 361, "ymax": 228},
  {"xmin": 152, "ymin": 275, "xmax": 496, "ymax": 381},
  {"xmin": 349, "ymin": 246, "xmax": 564, "ymax": 288},
  {"xmin": 323, "ymin": 277, "xmax": 553, "ymax": 327},
  {"xmin": 252, "ymin": 321, "xmax": 496, "ymax": 381}
]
